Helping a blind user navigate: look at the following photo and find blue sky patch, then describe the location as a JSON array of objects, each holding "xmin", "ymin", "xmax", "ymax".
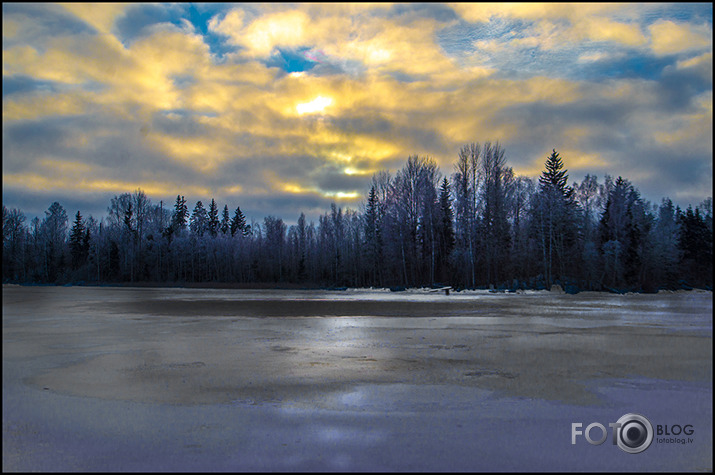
[{"xmin": 265, "ymin": 48, "xmax": 319, "ymax": 74}]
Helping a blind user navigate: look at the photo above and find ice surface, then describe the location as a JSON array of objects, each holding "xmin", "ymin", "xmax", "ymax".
[{"xmin": 3, "ymin": 285, "xmax": 712, "ymax": 471}]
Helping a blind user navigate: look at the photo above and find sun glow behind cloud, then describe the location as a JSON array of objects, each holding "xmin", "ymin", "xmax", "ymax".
[
  {"xmin": 1, "ymin": 3, "xmax": 712, "ymax": 223},
  {"xmin": 296, "ymin": 95, "xmax": 333, "ymax": 115}
]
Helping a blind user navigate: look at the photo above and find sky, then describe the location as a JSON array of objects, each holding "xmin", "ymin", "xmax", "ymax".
[{"xmin": 2, "ymin": 3, "xmax": 713, "ymax": 225}]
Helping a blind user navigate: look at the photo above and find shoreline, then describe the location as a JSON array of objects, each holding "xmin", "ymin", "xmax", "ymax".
[{"xmin": 3, "ymin": 281, "xmax": 713, "ymax": 295}]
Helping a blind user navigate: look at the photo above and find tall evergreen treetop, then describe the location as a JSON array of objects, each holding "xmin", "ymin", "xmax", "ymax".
[
  {"xmin": 539, "ymin": 149, "xmax": 570, "ymax": 196},
  {"xmin": 230, "ymin": 206, "xmax": 247, "ymax": 237},
  {"xmin": 438, "ymin": 177, "xmax": 455, "ymax": 246},
  {"xmin": 220, "ymin": 205, "xmax": 230, "ymax": 235},
  {"xmin": 69, "ymin": 210, "xmax": 86, "ymax": 269},
  {"xmin": 208, "ymin": 198, "xmax": 220, "ymax": 237},
  {"xmin": 171, "ymin": 195, "xmax": 188, "ymax": 232}
]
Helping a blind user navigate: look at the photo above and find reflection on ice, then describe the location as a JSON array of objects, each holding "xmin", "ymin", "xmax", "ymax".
[{"xmin": 279, "ymin": 384, "xmax": 495, "ymax": 415}]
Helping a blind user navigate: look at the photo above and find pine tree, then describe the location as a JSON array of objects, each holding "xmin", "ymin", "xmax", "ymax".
[
  {"xmin": 230, "ymin": 206, "xmax": 247, "ymax": 237},
  {"xmin": 69, "ymin": 211, "xmax": 86, "ymax": 270},
  {"xmin": 534, "ymin": 149, "xmax": 578, "ymax": 287},
  {"xmin": 437, "ymin": 177, "xmax": 455, "ymax": 282},
  {"xmin": 220, "ymin": 205, "xmax": 230, "ymax": 235},
  {"xmin": 539, "ymin": 149, "xmax": 571, "ymax": 198},
  {"xmin": 208, "ymin": 199, "xmax": 219, "ymax": 237},
  {"xmin": 170, "ymin": 195, "xmax": 188, "ymax": 233},
  {"xmin": 364, "ymin": 185, "xmax": 381, "ymax": 285}
]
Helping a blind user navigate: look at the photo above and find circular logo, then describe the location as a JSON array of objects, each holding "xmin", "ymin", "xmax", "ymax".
[{"xmin": 616, "ymin": 413, "xmax": 653, "ymax": 454}]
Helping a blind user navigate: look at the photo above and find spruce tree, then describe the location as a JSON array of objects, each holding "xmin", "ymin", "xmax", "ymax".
[
  {"xmin": 535, "ymin": 149, "xmax": 577, "ymax": 286},
  {"xmin": 69, "ymin": 211, "xmax": 86, "ymax": 270},
  {"xmin": 364, "ymin": 185, "xmax": 381, "ymax": 285},
  {"xmin": 230, "ymin": 206, "xmax": 247, "ymax": 237},
  {"xmin": 437, "ymin": 177, "xmax": 455, "ymax": 281},
  {"xmin": 539, "ymin": 149, "xmax": 570, "ymax": 197},
  {"xmin": 220, "ymin": 205, "xmax": 230, "ymax": 235},
  {"xmin": 208, "ymin": 199, "xmax": 219, "ymax": 237},
  {"xmin": 171, "ymin": 195, "xmax": 188, "ymax": 233}
]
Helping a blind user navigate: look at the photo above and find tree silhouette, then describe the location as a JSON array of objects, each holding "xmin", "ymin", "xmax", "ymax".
[{"xmin": 2, "ymin": 143, "xmax": 711, "ymax": 292}]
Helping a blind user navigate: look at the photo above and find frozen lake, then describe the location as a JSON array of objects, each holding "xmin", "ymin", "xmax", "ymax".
[{"xmin": 2, "ymin": 286, "xmax": 712, "ymax": 471}]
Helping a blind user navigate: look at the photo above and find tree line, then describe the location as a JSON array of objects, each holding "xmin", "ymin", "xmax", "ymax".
[{"xmin": 3, "ymin": 142, "xmax": 712, "ymax": 292}]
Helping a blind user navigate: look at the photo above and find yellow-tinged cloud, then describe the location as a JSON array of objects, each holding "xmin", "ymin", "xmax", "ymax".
[
  {"xmin": 654, "ymin": 92, "xmax": 712, "ymax": 148},
  {"xmin": 243, "ymin": 10, "xmax": 312, "ymax": 56},
  {"xmin": 451, "ymin": 3, "xmax": 630, "ymax": 25},
  {"xmin": 578, "ymin": 17, "xmax": 646, "ymax": 47},
  {"xmin": 324, "ymin": 17, "xmax": 460, "ymax": 78},
  {"xmin": 451, "ymin": 3, "xmax": 588, "ymax": 23},
  {"xmin": 4, "ymin": 26, "xmax": 223, "ymax": 121},
  {"xmin": 454, "ymin": 3, "xmax": 648, "ymax": 50},
  {"xmin": 210, "ymin": 6, "xmax": 464, "ymax": 81},
  {"xmin": 3, "ymin": 18, "xmax": 19, "ymax": 38},
  {"xmin": 4, "ymin": 3, "xmax": 710, "ymax": 216},
  {"xmin": 3, "ymin": 92, "xmax": 87, "ymax": 120},
  {"xmin": 38, "ymin": 159, "xmax": 94, "ymax": 175},
  {"xmin": 208, "ymin": 8, "xmax": 245, "ymax": 39},
  {"xmin": 649, "ymin": 20, "xmax": 712, "ymax": 56},
  {"xmin": 3, "ymin": 34, "xmax": 130, "ymax": 86},
  {"xmin": 4, "ymin": 172, "xmax": 211, "ymax": 198},
  {"xmin": 59, "ymin": 3, "xmax": 130, "ymax": 35},
  {"xmin": 677, "ymin": 51, "xmax": 712, "ymax": 70},
  {"xmin": 146, "ymin": 131, "xmax": 238, "ymax": 173},
  {"xmin": 213, "ymin": 8, "xmax": 315, "ymax": 55},
  {"xmin": 281, "ymin": 181, "xmax": 361, "ymax": 201}
]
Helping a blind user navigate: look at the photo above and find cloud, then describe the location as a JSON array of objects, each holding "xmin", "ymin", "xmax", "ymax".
[
  {"xmin": 59, "ymin": 3, "xmax": 130, "ymax": 36},
  {"xmin": 649, "ymin": 20, "xmax": 712, "ymax": 56},
  {"xmin": 2, "ymin": 3, "xmax": 712, "ymax": 223},
  {"xmin": 2, "ymin": 3, "xmax": 96, "ymax": 46},
  {"xmin": 449, "ymin": 3, "xmax": 648, "ymax": 47}
]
